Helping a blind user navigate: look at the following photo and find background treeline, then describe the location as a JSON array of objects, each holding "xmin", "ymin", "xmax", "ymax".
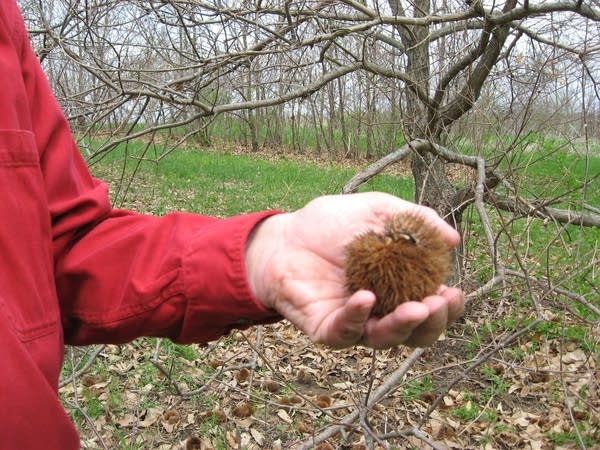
[{"xmin": 18, "ymin": 0, "xmax": 600, "ymax": 159}]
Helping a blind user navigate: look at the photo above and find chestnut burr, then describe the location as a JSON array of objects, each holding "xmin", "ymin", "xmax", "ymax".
[{"xmin": 344, "ymin": 213, "xmax": 451, "ymax": 316}]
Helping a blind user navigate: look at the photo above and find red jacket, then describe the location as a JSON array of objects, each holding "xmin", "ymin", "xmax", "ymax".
[{"xmin": 0, "ymin": 2, "xmax": 280, "ymax": 447}]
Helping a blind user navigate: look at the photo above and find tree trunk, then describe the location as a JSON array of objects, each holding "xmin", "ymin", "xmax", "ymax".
[{"xmin": 390, "ymin": 0, "xmax": 463, "ymax": 279}]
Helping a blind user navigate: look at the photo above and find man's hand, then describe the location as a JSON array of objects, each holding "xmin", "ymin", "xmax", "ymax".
[{"xmin": 245, "ymin": 192, "xmax": 464, "ymax": 349}]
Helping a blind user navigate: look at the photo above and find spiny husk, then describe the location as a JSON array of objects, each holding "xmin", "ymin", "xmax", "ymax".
[{"xmin": 344, "ymin": 213, "xmax": 451, "ymax": 317}]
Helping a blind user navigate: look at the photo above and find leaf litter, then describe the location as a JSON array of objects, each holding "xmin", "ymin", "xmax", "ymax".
[
  {"xmin": 63, "ymin": 146, "xmax": 599, "ymax": 449},
  {"xmin": 59, "ymin": 305, "xmax": 599, "ymax": 449}
]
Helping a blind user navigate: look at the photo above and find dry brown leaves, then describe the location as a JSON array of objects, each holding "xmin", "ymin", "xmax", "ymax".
[{"xmin": 59, "ymin": 302, "xmax": 599, "ymax": 450}]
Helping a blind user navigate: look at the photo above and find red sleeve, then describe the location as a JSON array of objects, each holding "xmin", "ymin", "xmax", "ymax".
[{"xmin": 14, "ymin": 4, "xmax": 281, "ymax": 345}]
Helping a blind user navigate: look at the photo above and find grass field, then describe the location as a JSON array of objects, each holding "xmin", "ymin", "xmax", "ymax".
[
  {"xmin": 89, "ymin": 141, "xmax": 414, "ymax": 215},
  {"xmin": 63, "ymin": 139, "xmax": 599, "ymax": 449}
]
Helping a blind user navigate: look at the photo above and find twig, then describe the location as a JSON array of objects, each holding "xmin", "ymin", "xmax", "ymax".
[
  {"xmin": 65, "ymin": 347, "xmax": 108, "ymax": 450},
  {"xmin": 361, "ymin": 350, "xmax": 379, "ymax": 449},
  {"xmin": 246, "ymin": 325, "xmax": 264, "ymax": 399},
  {"xmin": 364, "ymin": 350, "xmax": 378, "ymax": 407},
  {"xmin": 149, "ymin": 337, "xmax": 188, "ymax": 396},
  {"xmin": 150, "ymin": 358, "xmax": 185, "ymax": 396},
  {"xmin": 379, "ymin": 426, "xmax": 447, "ymax": 450},
  {"xmin": 59, "ymin": 345, "xmax": 106, "ymax": 389},
  {"xmin": 152, "ymin": 338, "xmax": 163, "ymax": 361},
  {"xmin": 505, "ymin": 269, "xmax": 600, "ymax": 318},
  {"xmin": 417, "ymin": 316, "xmax": 544, "ymax": 428},
  {"xmin": 341, "ymin": 142, "xmax": 415, "ymax": 194},
  {"xmin": 297, "ymin": 348, "xmax": 425, "ymax": 449}
]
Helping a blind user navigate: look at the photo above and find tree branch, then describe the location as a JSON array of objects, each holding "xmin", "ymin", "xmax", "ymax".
[
  {"xmin": 488, "ymin": 193, "xmax": 600, "ymax": 228},
  {"xmin": 341, "ymin": 141, "xmax": 417, "ymax": 194}
]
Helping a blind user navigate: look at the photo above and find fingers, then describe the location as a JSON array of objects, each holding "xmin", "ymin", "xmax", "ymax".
[
  {"xmin": 411, "ymin": 206, "xmax": 460, "ymax": 248},
  {"xmin": 442, "ymin": 286, "xmax": 465, "ymax": 324},
  {"xmin": 366, "ymin": 192, "xmax": 461, "ymax": 248},
  {"xmin": 402, "ymin": 296, "xmax": 449, "ymax": 347},
  {"xmin": 318, "ymin": 290, "xmax": 375, "ymax": 349},
  {"xmin": 318, "ymin": 287, "xmax": 464, "ymax": 350},
  {"xmin": 362, "ymin": 301, "xmax": 430, "ymax": 349},
  {"xmin": 361, "ymin": 286, "xmax": 465, "ymax": 349}
]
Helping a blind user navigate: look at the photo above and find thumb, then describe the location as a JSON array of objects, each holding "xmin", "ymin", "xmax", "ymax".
[{"xmin": 320, "ymin": 290, "xmax": 375, "ymax": 349}]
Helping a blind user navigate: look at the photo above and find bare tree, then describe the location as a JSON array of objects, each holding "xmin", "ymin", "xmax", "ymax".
[{"xmin": 21, "ymin": 0, "xmax": 599, "ymax": 210}]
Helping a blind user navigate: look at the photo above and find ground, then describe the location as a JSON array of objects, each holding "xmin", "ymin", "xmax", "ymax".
[{"xmin": 61, "ymin": 144, "xmax": 599, "ymax": 449}]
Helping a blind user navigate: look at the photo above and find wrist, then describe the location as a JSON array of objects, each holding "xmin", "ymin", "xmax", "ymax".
[{"xmin": 245, "ymin": 213, "xmax": 288, "ymax": 312}]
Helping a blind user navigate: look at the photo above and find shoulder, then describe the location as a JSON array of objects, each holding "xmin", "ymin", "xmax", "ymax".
[{"xmin": 0, "ymin": 0, "xmax": 30, "ymax": 54}]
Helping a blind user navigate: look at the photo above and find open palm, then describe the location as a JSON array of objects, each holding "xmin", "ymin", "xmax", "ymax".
[{"xmin": 246, "ymin": 192, "xmax": 464, "ymax": 349}]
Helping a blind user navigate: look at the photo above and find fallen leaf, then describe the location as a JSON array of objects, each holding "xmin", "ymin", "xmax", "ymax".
[
  {"xmin": 226, "ymin": 430, "xmax": 238, "ymax": 448},
  {"xmin": 139, "ymin": 408, "xmax": 162, "ymax": 428},
  {"xmin": 277, "ymin": 409, "xmax": 292, "ymax": 423},
  {"xmin": 250, "ymin": 428, "xmax": 265, "ymax": 446},
  {"xmin": 332, "ymin": 381, "xmax": 352, "ymax": 389},
  {"xmin": 115, "ymin": 413, "xmax": 136, "ymax": 427}
]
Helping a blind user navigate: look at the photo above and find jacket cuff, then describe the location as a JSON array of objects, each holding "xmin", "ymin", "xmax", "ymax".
[{"xmin": 177, "ymin": 210, "xmax": 282, "ymax": 343}]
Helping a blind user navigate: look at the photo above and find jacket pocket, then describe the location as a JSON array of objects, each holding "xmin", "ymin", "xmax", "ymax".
[{"xmin": 0, "ymin": 130, "xmax": 59, "ymax": 341}]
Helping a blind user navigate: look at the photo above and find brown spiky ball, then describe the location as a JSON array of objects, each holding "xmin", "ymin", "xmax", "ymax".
[{"xmin": 344, "ymin": 213, "xmax": 451, "ymax": 317}]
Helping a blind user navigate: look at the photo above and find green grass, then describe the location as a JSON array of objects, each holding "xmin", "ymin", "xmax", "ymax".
[
  {"xmin": 82, "ymin": 390, "xmax": 105, "ymax": 419},
  {"xmin": 479, "ymin": 366, "xmax": 511, "ymax": 403},
  {"xmin": 457, "ymin": 131, "xmax": 600, "ymax": 206},
  {"xmin": 173, "ymin": 344, "xmax": 199, "ymax": 361},
  {"xmin": 400, "ymin": 375, "xmax": 434, "ymax": 401},
  {"xmin": 549, "ymin": 430, "xmax": 596, "ymax": 448},
  {"xmin": 89, "ymin": 143, "xmax": 414, "ymax": 216},
  {"xmin": 452, "ymin": 399, "xmax": 481, "ymax": 422},
  {"xmin": 515, "ymin": 142, "xmax": 596, "ymax": 206}
]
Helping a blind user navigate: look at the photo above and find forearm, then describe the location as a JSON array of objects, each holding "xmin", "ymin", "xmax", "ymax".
[{"xmin": 58, "ymin": 209, "xmax": 282, "ymax": 345}]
